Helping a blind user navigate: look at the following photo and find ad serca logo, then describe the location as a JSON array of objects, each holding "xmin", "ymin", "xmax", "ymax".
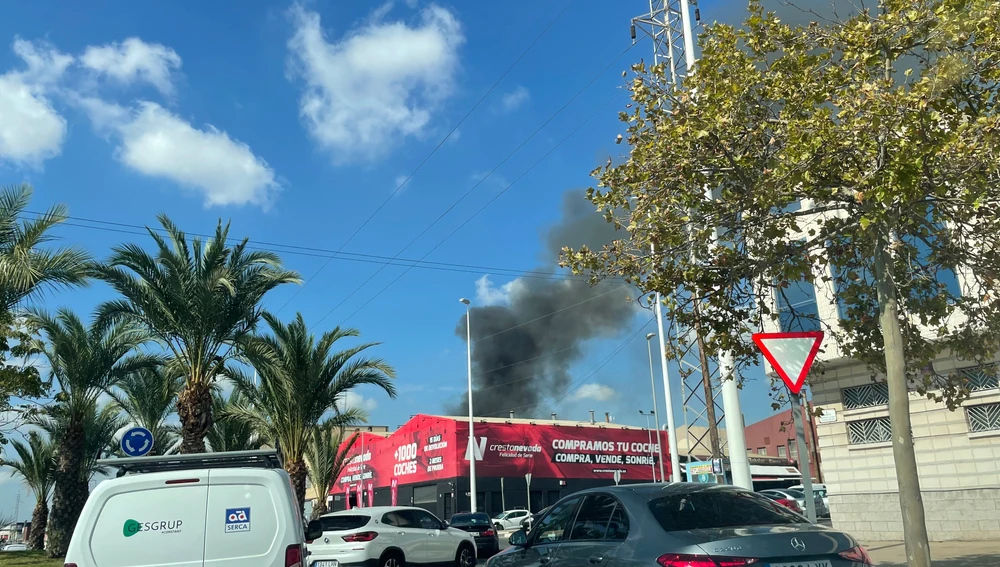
[{"xmin": 225, "ymin": 507, "xmax": 251, "ymax": 533}]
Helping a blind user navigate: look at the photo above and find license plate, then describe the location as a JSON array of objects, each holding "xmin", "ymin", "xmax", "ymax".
[
  {"xmin": 768, "ymin": 560, "xmax": 832, "ymax": 567},
  {"xmin": 313, "ymin": 561, "xmax": 340, "ymax": 567}
]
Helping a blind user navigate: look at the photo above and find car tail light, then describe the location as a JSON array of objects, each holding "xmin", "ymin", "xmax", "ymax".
[
  {"xmin": 482, "ymin": 528, "xmax": 495, "ymax": 537},
  {"xmin": 285, "ymin": 544, "xmax": 304, "ymax": 567},
  {"xmin": 65, "ymin": 564, "xmax": 78, "ymax": 567},
  {"xmin": 342, "ymin": 531, "xmax": 379, "ymax": 542},
  {"xmin": 775, "ymin": 498, "xmax": 801, "ymax": 512},
  {"xmin": 657, "ymin": 554, "xmax": 758, "ymax": 567},
  {"xmin": 839, "ymin": 546, "xmax": 874, "ymax": 565}
]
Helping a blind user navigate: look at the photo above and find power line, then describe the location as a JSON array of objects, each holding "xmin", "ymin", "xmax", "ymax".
[
  {"xmin": 330, "ymin": 86, "xmax": 627, "ymax": 330},
  {"xmin": 23, "ymin": 213, "xmax": 596, "ymax": 282},
  {"xmin": 275, "ymin": 1, "xmax": 574, "ymax": 314}
]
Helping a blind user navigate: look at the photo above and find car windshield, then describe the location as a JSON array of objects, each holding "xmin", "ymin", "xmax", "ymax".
[
  {"xmin": 320, "ymin": 515, "xmax": 370, "ymax": 531},
  {"xmin": 451, "ymin": 513, "xmax": 490, "ymax": 524},
  {"xmin": 493, "ymin": 513, "xmax": 505, "ymax": 519},
  {"xmin": 649, "ymin": 491, "xmax": 804, "ymax": 532},
  {"xmin": 783, "ymin": 489, "xmax": 806, "ymax": 498}
]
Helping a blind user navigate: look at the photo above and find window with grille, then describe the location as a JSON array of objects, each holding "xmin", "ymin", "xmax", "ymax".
[
  {"xmin": 847, "ymin": 417, "xmax": 892, "ymax": 445},
  {"xmin": 959, "ymin": 365, "xmax": 1000, "ymax": 392},
  {"xmin": 843, "ymin": 383, "xmax": 890, "ymax": 409},
  {"xmin": 967, "ymin": 403, "xmax": 1000, "ymax": 433}
]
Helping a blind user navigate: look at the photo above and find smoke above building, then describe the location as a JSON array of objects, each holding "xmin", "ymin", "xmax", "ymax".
[{"xmin": 450, "ymin": 190, "xmax": 637, "ymax": 418}]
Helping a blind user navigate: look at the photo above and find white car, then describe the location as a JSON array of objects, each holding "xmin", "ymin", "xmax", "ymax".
[
  {"xmin": 2, "ymin": 543, "xmax": 27, "ymax": 552},
  {"xmin": 308, "ymin": 506, "xmax": 476, "ymax": 567},
  {"xmin": 491, "ymin": 509, "xmax": 530, "ymax": 532},
  {"xmin": 64, "ymin": 449, "xmax": 322, "ymax": 567},
  {"xmin": 790, "ymin": 483, "xmax": 830, "ymax": 515}
]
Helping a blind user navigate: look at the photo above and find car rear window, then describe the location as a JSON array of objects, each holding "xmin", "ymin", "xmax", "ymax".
[
  {"xmin": 648, "ymin": 491, "xmax": 803, "ymax": 532},
  {"xmin": 451, "ymin": 513, "xmax": 490, "ymax": 524},
  {"xmin": 784, "ymin": 489, "xmax": 806, "ymax": 498},
  {"xmin": 320, "ymin": 515, "xmax": 370, "ymax": 531}
]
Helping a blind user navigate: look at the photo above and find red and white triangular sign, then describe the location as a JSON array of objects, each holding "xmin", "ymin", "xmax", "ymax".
[{"xmin": 752, "ymin": 331, "xmax": 824, "ymax": 395}]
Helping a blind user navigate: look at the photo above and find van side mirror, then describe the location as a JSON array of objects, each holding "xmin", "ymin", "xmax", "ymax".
[
  {"xmin": 306, "ymin": 519, "xmax": 324, "ymax": 541},
  {"xmin": 508, "ymin": 529, "xmax": 528, "ymax": 547}
]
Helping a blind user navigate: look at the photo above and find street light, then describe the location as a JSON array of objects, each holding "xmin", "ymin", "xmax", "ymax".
[
  {"xmin": 645, "ymin": 333, "xmax": 667, "ymax": 483},
  {"xmin": 460, "ymin": 297, "xmax": 478, "ymax": 512},
  {"xmin": 639, "ymin": 410, "xmax": 657, "ymax": 481}
]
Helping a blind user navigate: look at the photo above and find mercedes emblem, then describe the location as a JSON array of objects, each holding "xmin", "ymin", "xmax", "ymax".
[{"xmin": 790, "ymin": 537, "xmax": 807, "ymax": 552}]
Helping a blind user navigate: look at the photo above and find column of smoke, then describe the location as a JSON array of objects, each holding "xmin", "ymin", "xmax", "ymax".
[{"xmin": 450, "ymin": 191, "xmax": 636, "ymax": 418}]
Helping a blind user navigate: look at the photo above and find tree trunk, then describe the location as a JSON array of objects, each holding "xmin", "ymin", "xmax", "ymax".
[
  {"xmin": 873, "ymin": 232, "xmax": 932, "ymax": 567},
  {"xmin": 46, "ymin": 420, "xmax": 88, "ymax": 558},
  {"xmin": 286, "ymin": 458, "xmax": 308, "ymax": 515},
  {"xmin": 177, "ymin": 382, "xmax": 214, "ymax": 454},
  {"xmin": 27, "ymin": 501, "xmax": 48, "ymax": 550},
  {"xmin": 310, "ymin": 495, "xmax": 328, "ymax": 520}
]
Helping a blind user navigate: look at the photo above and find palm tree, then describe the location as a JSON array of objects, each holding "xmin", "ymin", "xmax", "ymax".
[
  {"xmin": 206, "ymin": 388, "xmax": 261, "ymax": 452},
  {"xmin": 94, "ymin": 215, "xmax": 300, "ymax": 454},
  {"xmin": 34, "ymin": 401, "xmax": 129, "ymax": 480},
  {"xmin": 29, "ymin": 308, "xmax": 158, "ymax": 558},
  {"xmin": 0, "ymin": 184, "xmax": 90, "ymax": 313},
  {"xmin": 1, "ymin": 431, "xmax": 55, "ymax": 550},
  {"xmin": 107, "ymin": 367, "xmax": 183, "ymax": 455},
  {"xmin": 225, "ymin": 312, "xmax": 396, "ymax": 511},
  {"xmin": 305, "ymin": 422, "xmax": 359, "ymax": 519}
]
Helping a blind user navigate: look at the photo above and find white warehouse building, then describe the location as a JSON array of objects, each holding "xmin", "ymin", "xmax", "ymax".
[{"xmin": 757, "ymin": 199, "xmax": 1000, "ymax": 542}]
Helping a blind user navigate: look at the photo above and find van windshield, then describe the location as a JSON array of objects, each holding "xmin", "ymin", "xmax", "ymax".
[{"xmin": 320, "ymin": 515, "xmax": 370, "ymax": 531}]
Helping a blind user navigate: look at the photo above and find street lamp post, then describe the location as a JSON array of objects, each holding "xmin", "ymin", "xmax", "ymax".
[
  {"xmin": 645, "ymin": 333, "xmax": 667, "ymax": 483},
  {"xmin": 639, "ymin": 410, "xmax": 657, "ymax": 482},
  {"xmin": 460, "ymin": 298, "xmax": 478, "ymax": 513}
]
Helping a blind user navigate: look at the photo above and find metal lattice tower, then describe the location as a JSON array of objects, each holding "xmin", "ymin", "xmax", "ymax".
[{"xmin": 631, "ymin": 0, "xmax": 727, "ymax": 475}]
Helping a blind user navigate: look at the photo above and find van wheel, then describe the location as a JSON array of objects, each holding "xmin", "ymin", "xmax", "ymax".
[
  {"xmin": 380, "ymin": 550, "xmax": 404, "ymax": 567},
  {"xmin": 456, "ymin": 544, "xmax": 475, "ymax": 567}
]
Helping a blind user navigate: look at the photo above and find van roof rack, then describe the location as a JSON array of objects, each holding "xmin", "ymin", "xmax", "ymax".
[{"xmin": 98, "ymin": 450, "xmax": 283, "ymax": 477}]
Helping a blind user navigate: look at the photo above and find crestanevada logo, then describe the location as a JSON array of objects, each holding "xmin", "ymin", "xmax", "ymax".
[{"xmin": 123, "ymin": 518, "xmax": 183, "ymax": 537}]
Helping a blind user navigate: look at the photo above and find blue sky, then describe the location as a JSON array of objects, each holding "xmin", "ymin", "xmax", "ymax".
[{"xmin": 0, "ymin": 0, "xmax": 793, "ymax": 516}]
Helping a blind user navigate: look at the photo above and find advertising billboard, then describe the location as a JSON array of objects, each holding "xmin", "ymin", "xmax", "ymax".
[{"xmin": 331, "ymin": 414, "xmax": 669, "ymax": 494}]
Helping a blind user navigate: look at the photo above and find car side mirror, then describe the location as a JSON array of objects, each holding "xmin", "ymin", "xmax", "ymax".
[
  {"xmin": 441, "ymin": 521, "xmax": 449, "ymax": 529},
  {"xmin": 508, "ymin": 529, "xmax": 528, "ymax": 547},
  {"xmin": 306, "ymin": 519, "xmax": 324, "ymax": 541}
]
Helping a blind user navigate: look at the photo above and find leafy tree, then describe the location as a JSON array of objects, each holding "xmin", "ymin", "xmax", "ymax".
[
  {"xmin": 1, "ymin": 431, "xmax": 55, "ymax": 550},
  {"xmin": 107, "ymin": 367, "xmax": 183, "ymax": 456},
  {"xmin": 0, "ymin": 185, "xmax": 91, "ymax": 444},
  {"xmin": 206, "ymin": 388, "xmax": 261, "ymax": 452},
  {"xmin": 305, "ymin": 422, "xmax": 359, "ymax": 519},
  {"xmin": 95, "ymin": 215, "xmax": 301, "ymax": 454},
  {"xmin": 561, "ymin": 1, "xmax": 1000, "ymax": 565},
  {"xmin": 225, "ymin": 312, "xmax": 396, "ymax": 511},
  {"xmin": 29, "ymin": 309, "xmax": 157, "ymax": 557}
]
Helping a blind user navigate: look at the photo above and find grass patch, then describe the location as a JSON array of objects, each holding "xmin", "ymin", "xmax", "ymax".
[{"xmin": 0, "ymin": 551, "xmax": 62, "ymax": 567}]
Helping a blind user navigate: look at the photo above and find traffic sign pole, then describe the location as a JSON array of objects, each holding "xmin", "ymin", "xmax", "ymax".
[
  {"xmin": 525, "ymin": 473, "xmax": 532, "ymax": 512},
  {"xmin": 751, "ymin": 331, "xmax": 824, "ymax": 524},
  {"xmin": 791, "ymin": 392, "xmax": 817, "ymax": 523}
]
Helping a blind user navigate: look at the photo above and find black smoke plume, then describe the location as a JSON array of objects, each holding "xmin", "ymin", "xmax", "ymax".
[{"xmin": 450, "ymin": 191, "xmax": 637, "ymax": 418}]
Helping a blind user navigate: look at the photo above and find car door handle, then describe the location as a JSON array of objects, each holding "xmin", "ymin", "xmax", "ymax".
[
  {"xmin": 588, "ymin": 556, "xmax": 604, "ymax": 564},
  {"xmin": 397, "ymin": 531, "xmax": 405, "ymax": 535},
  {"xmin": 539, "ymin": 557, "xmax": 551, "ymax": 565}
]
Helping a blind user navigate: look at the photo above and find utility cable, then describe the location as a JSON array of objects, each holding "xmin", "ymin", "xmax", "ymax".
[{"xmin": 274, "ymin": 1, "xmax": 574, "ymax": 314}]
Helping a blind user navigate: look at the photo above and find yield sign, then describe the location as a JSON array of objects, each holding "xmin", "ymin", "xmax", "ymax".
[{"xmin": 752, "ymin": 331, "xmax": 824, "ymax": 394}]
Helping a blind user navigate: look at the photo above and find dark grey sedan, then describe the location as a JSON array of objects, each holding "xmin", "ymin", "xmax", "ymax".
[{"xmin": 485, "ymin": 483, "xmax": 873, "ymax": 567}]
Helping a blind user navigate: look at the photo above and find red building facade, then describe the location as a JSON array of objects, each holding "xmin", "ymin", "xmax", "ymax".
[{"xmin": 743, "ymin": 404, "xmax": 823, "ymax": 483}]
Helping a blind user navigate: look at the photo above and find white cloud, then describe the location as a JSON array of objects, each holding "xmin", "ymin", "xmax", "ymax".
[
  {"xmin": 0, "ymin": 40, "xmax": 71, "ymax": 167},
  {"xmin": 78, "ymin": 99, "xmax": 279, "ymax": 208},
  {"xmin": 470, "ymin": 170, "xmax": 509, "ymax": 190},
  {"xmin": 287, "ymin": 3, "xmax": 464, "ymax": 163},
  {"xmin": 338, "ymin": 390, "xmax": 378, "ymax": 412},
  {"xmin": 500, "ymin": 86, "xmax": 529, "ymax": 112},
  {"xmin": 572, "ymin": 383, "xmax": 617, "ymax": 402},
  {"xmin": 80, "ymin": 37, "xmax": 182, "ymax": 96},
  {"xmin": 475, "ymin": 274, "xmax": 520, "ymax": 306}
]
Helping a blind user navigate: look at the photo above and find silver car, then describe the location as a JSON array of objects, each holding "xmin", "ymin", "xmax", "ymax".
[
  {"xmin": 761, "ymin": 488, "xmax": 830, "ymax": 518},
  {"xmin": 487, "ymin": 483, "xmax": 872, "ymax": 567}
]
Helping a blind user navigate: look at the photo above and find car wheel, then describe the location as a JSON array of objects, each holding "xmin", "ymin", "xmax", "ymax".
[
  {"xmin": 380, "ymin": 550, "xmax": 405, "ymax": 567},
  {"xmin": 456, "ymin": 544, "xmax": 475, "ymax": 567},
  {"xmin": 494, "ymin": 523, "xmax": 503, "ymax": 532}
]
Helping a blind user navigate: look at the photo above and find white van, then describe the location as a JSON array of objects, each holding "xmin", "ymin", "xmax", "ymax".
[{"xmin": 64, "ymin": 450, "xmax": 324, "ymax": 567}]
